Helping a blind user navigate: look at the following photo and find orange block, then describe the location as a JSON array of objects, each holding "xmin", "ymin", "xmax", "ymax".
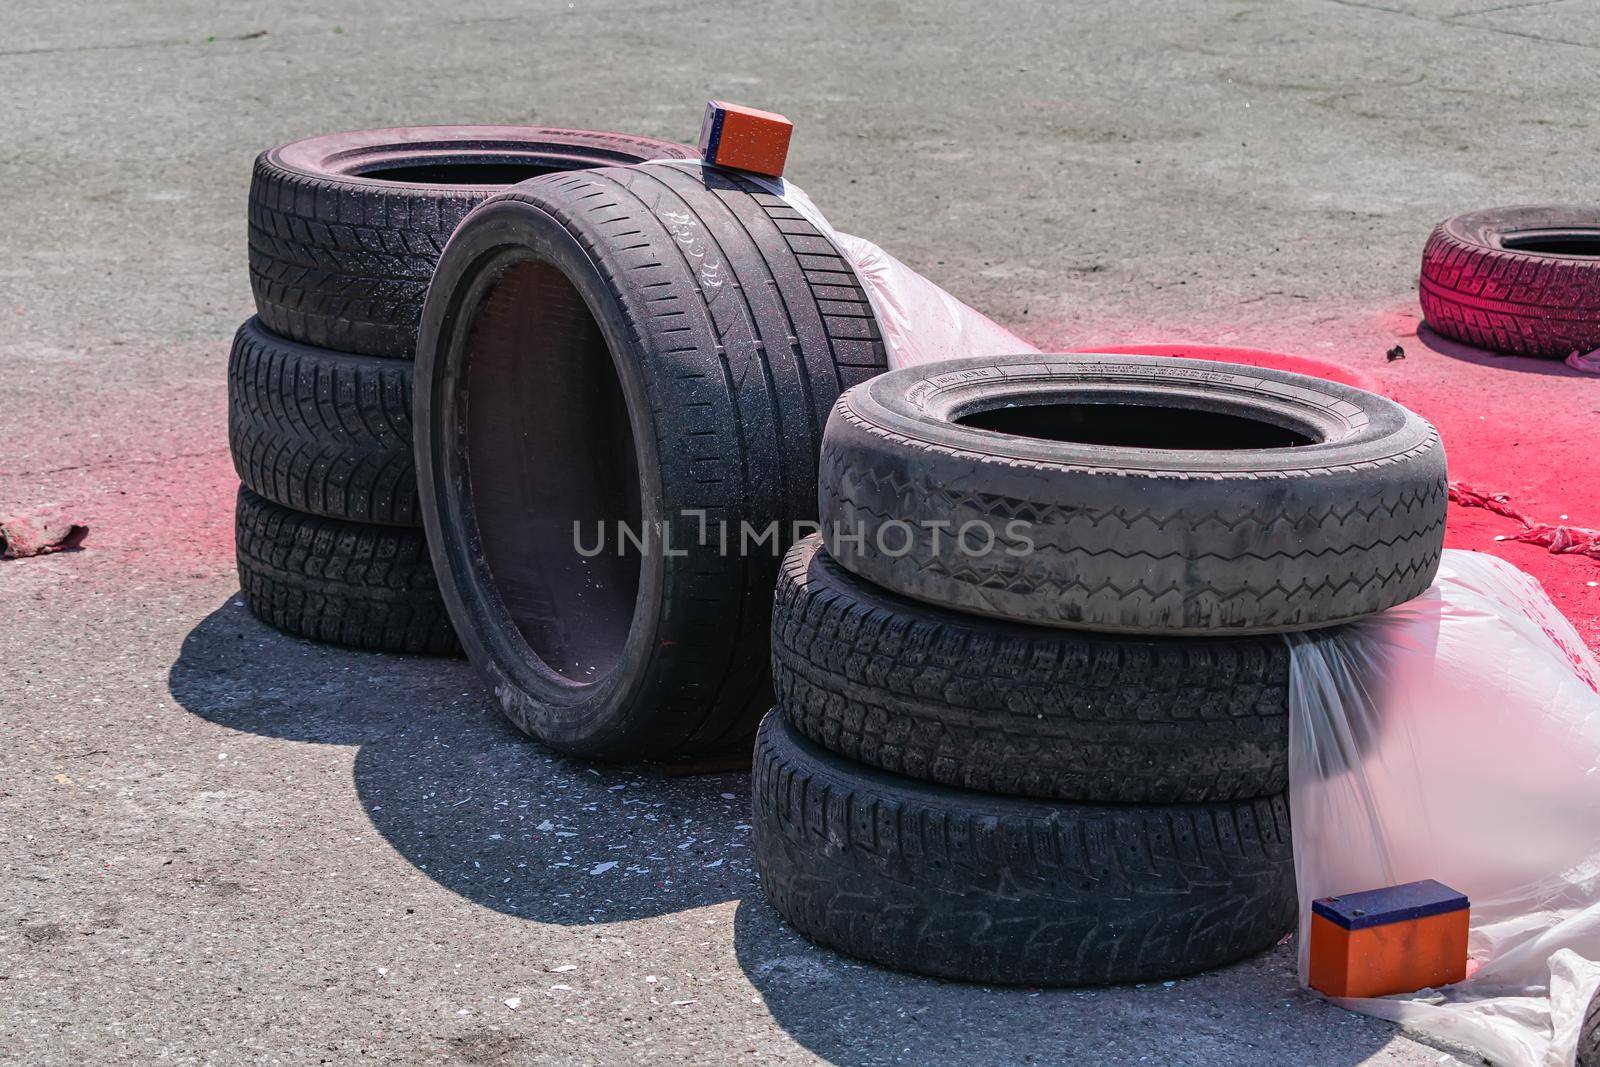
[
  {"xmin": 698, "ymin": 100, "xmax": 793, "ymax": 178},
  {"xmin": 1309, "ymin": 879, "xmax": 1469, "ymax": 999}
]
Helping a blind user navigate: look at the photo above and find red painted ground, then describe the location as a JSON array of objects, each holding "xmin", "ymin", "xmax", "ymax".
[{"xmin": 1081, "ymin": 325, "xmax": 1600, "ymax": 650}]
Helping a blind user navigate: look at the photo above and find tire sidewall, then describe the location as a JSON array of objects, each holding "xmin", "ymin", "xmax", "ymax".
[{"xmin": 415, "ymin": 197, "xmax": 668, "ymax": 754}]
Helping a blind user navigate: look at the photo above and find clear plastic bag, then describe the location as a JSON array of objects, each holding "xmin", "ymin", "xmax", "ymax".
[{"xmin": 1290, "ymin": 550, "xmax": 1600, "ymax": 1064}]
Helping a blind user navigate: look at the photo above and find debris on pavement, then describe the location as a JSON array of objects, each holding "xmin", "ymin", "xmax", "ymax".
[
  {"xmin": 1449, "ymin": 482, "xmax": 1600, "ymax": 561},
  {"xmin": 1568, "ymin": 349, "xmax": 1600, "ymax": 375},
  {"xmin": 0, "ymin": 510, "xmax": 86, "ymax": 559},
  {"xmin": 1386, "ymin": 345, "xmax": 1406, "ymax": 361}
]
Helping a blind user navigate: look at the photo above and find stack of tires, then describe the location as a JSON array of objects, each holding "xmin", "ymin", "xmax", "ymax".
[
  {"xmin": 753, "ymin": 353, "xmax": 1450, "ymax": 985},
  {"xmin": 229, "ymin": 126, "xmax": 695, "ymax": 654}
]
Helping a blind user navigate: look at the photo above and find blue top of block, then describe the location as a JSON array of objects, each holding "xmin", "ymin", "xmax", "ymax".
[
  {"xmin": 1312, "ymin": 879, "xmax": 1469, "ymax": 931},
  {"xmin": 698, "ymin": 102, "xmax": 727, "ymax": 161}
]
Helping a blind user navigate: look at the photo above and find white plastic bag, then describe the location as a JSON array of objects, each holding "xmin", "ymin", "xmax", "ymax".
[
  {"xmin": 646, "ymin": 161, "xmax": 1037, "ymax": 369},
  {"xmin": 1290, "ymin": 550, "xmax": 1600, "ymax": 1065}
]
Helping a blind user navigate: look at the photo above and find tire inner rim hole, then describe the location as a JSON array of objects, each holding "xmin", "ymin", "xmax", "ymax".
[
  {"xmin": 956, "ymin": 402, "xmax": 1315, "ymax": 450},
  {"xmin": 464, "ymin": 259, "xmax": 642, "ymax": 683},
  {"xmin": 356, "ymin": 161, "xmax": 565, "ymax": 185},
  {"xmin": 1501, "ymin": 232, "xmax": 1600, "ymax": 256}
]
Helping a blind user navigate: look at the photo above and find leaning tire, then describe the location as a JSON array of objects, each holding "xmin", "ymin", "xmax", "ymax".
[
  {"xmin": 751, "ymin": 712, "xmax": 1297, "ymax": 986},
  {"xmin": 235, "ymin": 487, "xmax": 457, "ymax": 655},
  {"xmin": 819, "ymin": 353, "xmax": 1447, "ymax": 635},
  {"xmin": 1420, "ymin": 205, "xmax": 1600, "ymax": 359},
  {"xmin": 772, "ymin": 535, "xmax": 1290, "ymax": 803},
  {"xmin": 415, "ymin": 163, "xmax": 888, "ymax": 760},
  {"xmin": 228, "ymin": 317, "xmax": 419, "ymax": 526},
  {"xmin": 249, "ymin": 126, "xmax": 696, "ymax": 359}
]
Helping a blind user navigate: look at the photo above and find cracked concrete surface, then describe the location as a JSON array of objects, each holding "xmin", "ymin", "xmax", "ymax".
[{"xmin": 6, "ymin": 0, "xmax": 1596, "ymax": 1062}]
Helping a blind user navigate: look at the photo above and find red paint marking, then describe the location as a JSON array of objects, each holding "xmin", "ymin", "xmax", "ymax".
[
  {"xmin": 1063, "ymin": 334, "xmax": 1600, "ymax": 650},
  {"xmin": 1078, "ymin": 342, "xmax": 1377, "ymax": 391}
]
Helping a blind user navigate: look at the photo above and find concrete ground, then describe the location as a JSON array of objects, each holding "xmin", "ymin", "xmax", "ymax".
[{"xmin": 5, "ymin": 0, "xmax": 1599, "ymax": 1062}]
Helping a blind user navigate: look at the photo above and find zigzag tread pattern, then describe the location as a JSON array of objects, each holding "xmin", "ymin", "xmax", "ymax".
[
  {"xmin": 228, "ymin": 319, "xmax": 419, "ymax": 526},
  {"xmin": 234, "ymin": 487, "xmax": 457, "ymax": 655},
  {"xmin": 829, "ymin": 463, "xmax": 1446, "ymax": 553},
  {"xmin": 771, "ymin": 538, "xmax": 1289, "ymax": 804},
  {"xmin": 819, "ymin": 402, "xmax": 1447, "ymax": 632},
  {"xmin": 750, "ymin": 713, "xmax": 1297, "ymax": 986}
]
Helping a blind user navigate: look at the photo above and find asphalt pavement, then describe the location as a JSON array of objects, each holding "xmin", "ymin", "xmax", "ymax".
[{"xmin": 11, "ymin": 1, "xmax": 1600, "ymax": 1062}]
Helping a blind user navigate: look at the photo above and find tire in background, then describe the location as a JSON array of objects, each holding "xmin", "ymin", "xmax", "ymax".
[
  {"xmin": 819, "ymin": 353, "xmax": 1447, "ymax": 635},
  {"xmin": 415, "ymin": 163, "xmax": 887, "ymax": 761},
  {"xmin": 772, "ymin": 535, "xmax": 1291, "ymax": 804},
  {"xmin": 750, "ymin": 712, "xmax": 1297, "ymax": 986},
  {"xmin": 249, "ymin": 126, "xmax": 697, "ymax": 359},
  {"xmin": 235, "ymin": 486, "xmax": 458, "ymax": 656},
  {"xmin": 1421, "ymin": 205, "xmax": 1600, "ymax": 359},
  {"xmin": 229, "ymin": 317, "xmax": 419, "ymax": 526}
]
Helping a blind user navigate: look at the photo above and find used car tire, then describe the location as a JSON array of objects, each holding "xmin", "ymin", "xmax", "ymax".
[
  {"xmin": 751, "ymin": 712, "xmax": 1297, "ymax": 986},
  {"xmin": 229, "ymin": 317, "xmax": 419, "ymax": 526},
  {"xmin": 1579, "ymin": 986, "xmax": 1600, "ymax": 1067},
  {"xmin": 771, "ymin": 535, "xmax": 1290, "ymax": 804},
  {"xmin": 1420, "ymin": 205, "xmax": 1600, "ymax": 359},
  {"xmin": 249, "ymin": 126, "xmax": 696, "ymax": 359},
  {"xmin": 235, "ymin": 486, "xmax": 457, "ymax": 655},
  {"xmin": 819, "ymin": 353, "xmax": 1447, "ymax": 635},
  {"xmin": 415, "ymin": 163, "xmax": 888, "ymax": 760}
]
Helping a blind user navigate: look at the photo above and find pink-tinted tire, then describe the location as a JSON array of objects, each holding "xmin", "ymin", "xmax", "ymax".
[{"xmin": 1420, "ymin": 205, "xmax": 1600, "ymax": 358}]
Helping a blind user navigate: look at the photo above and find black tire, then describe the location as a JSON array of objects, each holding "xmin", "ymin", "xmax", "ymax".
[
  {"xmin": 249, "ymin": 126, "xmax": 696, "ymax": 359},
  {"xmin": 228, "ymin": 317, "xmax": 419, "ymax": 526},
  {"xmin": 771, "ymin": 535, "xmax": 1289, "ymax": 803},
  {"xmin": 235, "ymin": 486, "xmax": 458, "ymax": 655},
  {"xmin": 415, "ymin": 163, "xmax": 887, "ymax": 760},
  {"xmin": 1580, "ymin": 985, "xmax": 1600, "ymax": 1067},
  {"xmin": 751, "ymin": 712, "xmax": 1296, "ymax": 986},
  {"xmin": 820, "ymin": 353, "xmax": 1447, "ymax": 635},
  {"xmin": 1420, "ymin": 205, "xmax": 1600, "ymax": 359}
]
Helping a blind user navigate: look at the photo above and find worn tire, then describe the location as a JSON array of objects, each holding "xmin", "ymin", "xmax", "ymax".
[
  {"xmin": 415, "ymin": 163, "xmax": 888, "ymax": 760},
  {"xmin": 1579, "ymin": 985, "xmax": 1600, "ymax": 1067},
  {"xmin": 751, "ymin": 712, "xmax": 1296, "ymax": 986},
  {"xmin": 228, "ymin": 317, "xmax": 418, "ymax": 526},
  {"xmin": 771, "ymin": 535, "xmax": 1289, "ymax": 803},
  {"xmin": 249, "ymin": 126, "xmax": 696, "ymax": 359},
  {"xmin": 1420, "ymin": 205, "xmax": 1600, "ymax": 359},
  {"xmin": 235, "ymin": 487, "xmax": 457, "ymax": 655},
  {"xmin": 820, "ymin": 354, "xmax": 1447, "ymax": 635}
]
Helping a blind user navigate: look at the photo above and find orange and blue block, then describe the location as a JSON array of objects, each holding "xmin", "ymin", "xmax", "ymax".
[
  {"xmin": 1309, "ymin": 879, "xmax": 1470, "ymax": 999},
  {"xmin": 699, "ymin": 101, "xmax": 793, "ymax": 179}
]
